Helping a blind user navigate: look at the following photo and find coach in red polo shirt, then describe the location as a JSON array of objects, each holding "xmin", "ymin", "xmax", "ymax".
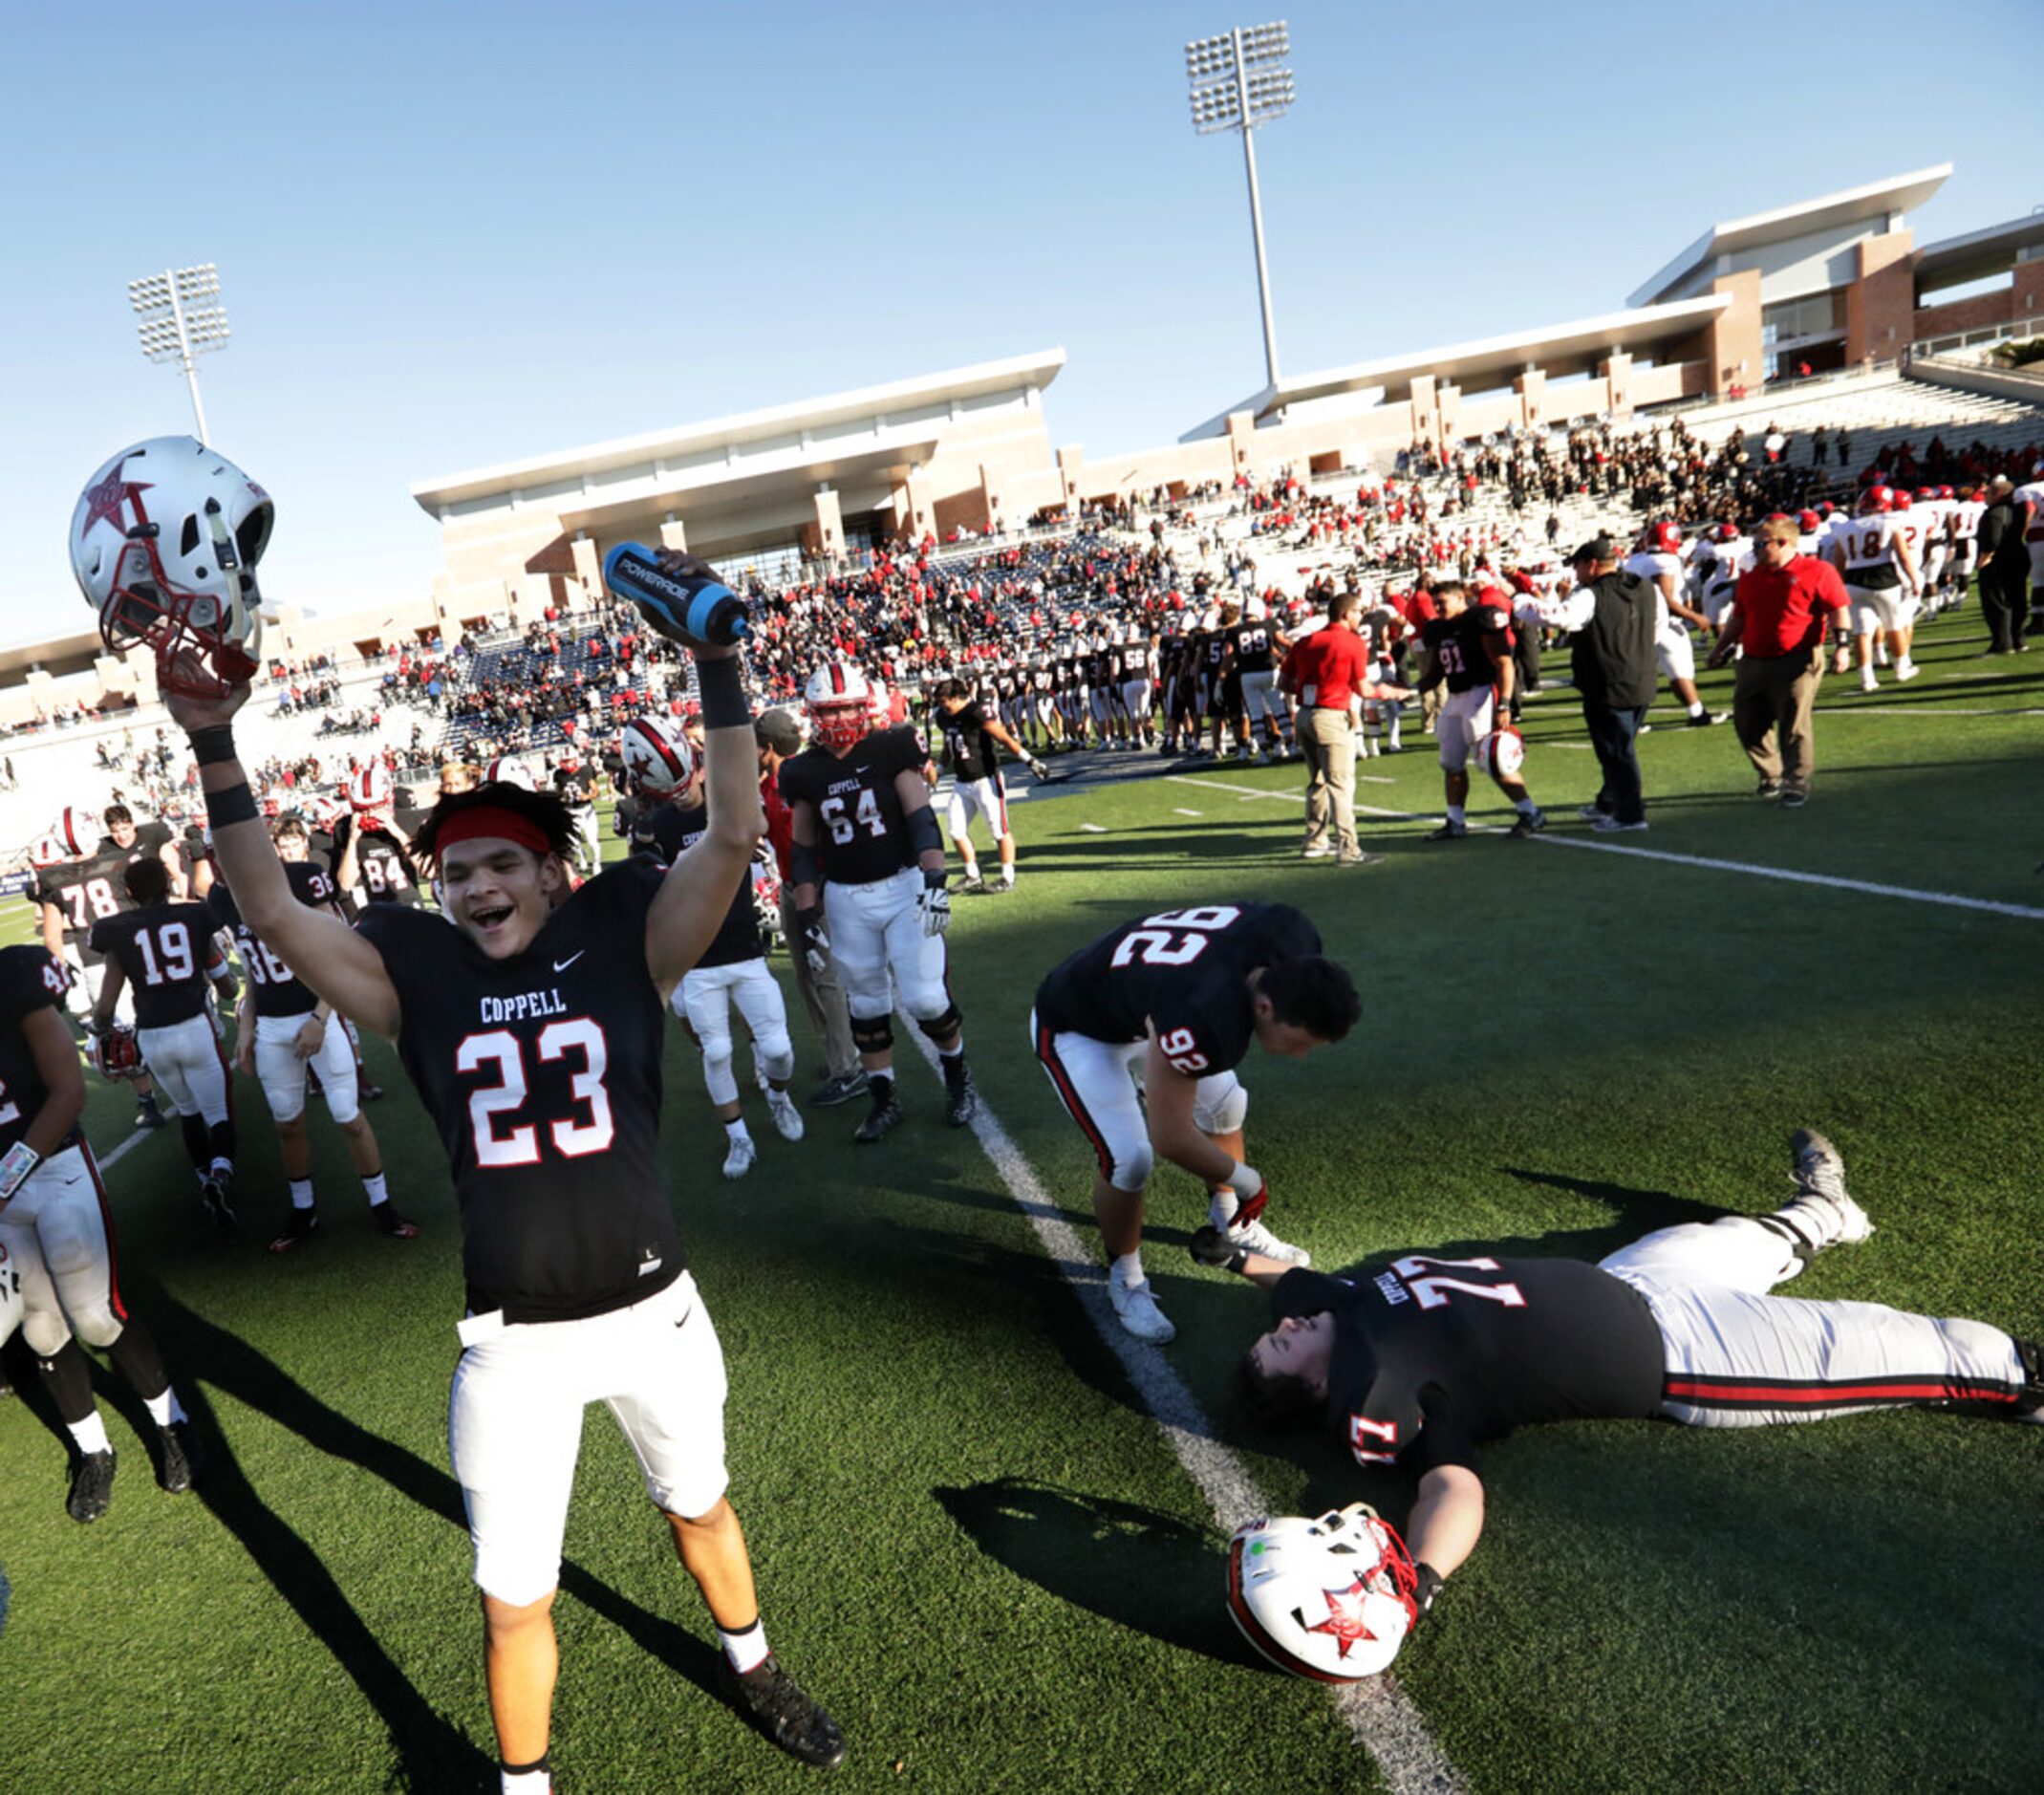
[
  {"xmin": 1280, "ymin": 590, "xmax": 1408, "ymax": 864},
  {"xmin": 1706, "ymin": 515, "xmax": 1850, "ymax": 809}
]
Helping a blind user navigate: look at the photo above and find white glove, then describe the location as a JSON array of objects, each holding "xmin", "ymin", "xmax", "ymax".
[
  {"xmin": 918, "ymin": 872, "xmax": 952, "ymax": 938},
  {"xmin": 795, "ymin": 907, "xmax": 831, "ymax": 975},
  {"xmin": 1027, "ymin": 756, "xmax": 1048, "ymax": 778}
]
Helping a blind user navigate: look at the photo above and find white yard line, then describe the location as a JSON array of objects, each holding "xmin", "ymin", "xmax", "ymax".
[
  {"xmin": 905, "ymin": 1028, "xmax": 1465, "ymax": 1795},
  {"xmin": 95, "ymin": 1127, "xmax": 149, "ymax": 1172}
]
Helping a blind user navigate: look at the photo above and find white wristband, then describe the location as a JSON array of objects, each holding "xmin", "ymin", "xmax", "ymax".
[
  {"xmin": 1224, "ymin": 1159, "xmax": 1263, "ymax": 1200},
  {"xmin": 0, "ymin": 1139, "xmax": 41, "ymax": 1200}
]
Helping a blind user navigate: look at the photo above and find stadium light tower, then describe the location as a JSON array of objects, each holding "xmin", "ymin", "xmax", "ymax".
[
  {"xmin": 129, "ymin": 264, "xmax": 230, "ymax": 443},
  {"xmin": 1187, "ymin": 20, "xmax": 1294, "ymax": 390}
]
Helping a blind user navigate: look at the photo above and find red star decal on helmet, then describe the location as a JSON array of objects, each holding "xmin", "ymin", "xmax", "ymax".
[
  {"xmin": 79, "ymin": 464, "xmax": 153, "ymax": 537},
  {"xmin": 1305, "ymin": 1577, "xmax": 1381, "ymax": 1658}
]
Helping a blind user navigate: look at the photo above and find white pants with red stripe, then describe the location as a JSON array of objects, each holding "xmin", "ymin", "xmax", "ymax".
[
  {"xmin": 138, "ymin": 1012, "xmax": 231, "ymax": 1124},
  {"xmin": 1599, "ymin": 1219, "xmax": 2029, "ymax": 1426},
  {"xmin": 0, "ymin": 1142, "xmax": 126, "ymax": 1353},
  {"xmin": 946, "ymin": 774, "xmax": 1011, "ymax": 844}
]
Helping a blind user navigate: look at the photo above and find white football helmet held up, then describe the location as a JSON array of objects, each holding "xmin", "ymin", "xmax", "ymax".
[
  {"xmin": 618, "ymin": 714, "xmax": 696, "ymax": 796},
  {"xmin": 54, "ymin": 806, "xmax": 100, "ymax": 859},
  {"xmin": 346, "ymin": 766, "xmax": 392, "ymax": 813},
  {"xmin": 1226, "ymin": 1503, "xmax": 1420, "ymax": 1682},
  {"xmin": 483, "ymin": 755, "xmax": 537, "ymax": 791},
  {"xmin": 805, "ymin": 660, "xmax": 873, "ymax": 755},
  {"xmin": 1474, "ymin": 726, "xmax": 1525, "ymax": 780},
  {"xmin": 70, "ymin": 436, "xmax": 271, "ymax": 700}
]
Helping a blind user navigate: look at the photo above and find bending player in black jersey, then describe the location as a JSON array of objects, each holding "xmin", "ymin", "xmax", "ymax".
[
  {"xmin": 1204, "ymin": 1129, "xmax": 2041, "ymax": 1671},
  {"xmin": 164, "ymin": 568, "xmax": 845, "ymax": 1792},
  {"xmin": 1032, "ymin": 902, "xmax": 1360, "ymax": 1344},
  {"xmin": 779, "ymin": 660, "xmax": 976, "ymax": 1142},
  {"xmin": 0, "ymin": 942, "xmax": 202, "ymax": 1521}
]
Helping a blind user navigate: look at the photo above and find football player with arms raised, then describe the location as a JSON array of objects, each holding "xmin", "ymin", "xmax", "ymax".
[
  {"xmin": 1031, "ymin": 902, "xmax": 1358, "ymax": 1344},
  {"xmin": 0, "ymin": 941, "xmax": 202, "ymax": 1522},
  {"xmin": 154, "ymin": 538, "xmax": 843, "ymax": 1789},
  {"xmin": 211, "ymin": 812, "xmax": 416, "ymax": 1252},
  {"xmin": 88, "ymin": 856, "xmax": 241, "ymax": 1225},
  {"xmin": 621, "ymin": 711, "xmax": 804, "ymax": 1180},
  {"xmin": 779, "ymin": 660, "xmax": 977, "ymax": 1143},
  {"xmin": 1207, "ymin": 1129, "xmax": 2041, "ymax": 1676}
]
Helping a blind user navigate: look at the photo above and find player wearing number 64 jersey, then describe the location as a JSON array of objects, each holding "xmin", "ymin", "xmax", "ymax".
[
  {"xmin": 1031, "ymin": 901, "xmax": 1360, "ymax": 1345},
  {"xmin": 166, "ymin": 614, "xmax": 844, "ymax": 1791}
]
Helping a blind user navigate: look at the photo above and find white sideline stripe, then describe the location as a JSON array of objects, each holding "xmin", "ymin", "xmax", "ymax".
[
  {"xmin": 1170, "ymin": 776, "xmax": 2044, "ymax": 919},
  {"xmin": 96, "ymin": 1127, "xmax": 147, "ymax": 1171},
  {"xmin": 1078, "ymin": 823, "xmax": 1108, "ymax": 833},
  {"xmin": 1813, "ymin": 703, "xmax": 2044, "ymax": 718},
  {"xmin": 1171, "ymin": 775, "xmax": 1428, "ymax": 823},
  {"xmin": 1173, "ymin": 807, "xmax": 1204, "ymax": 816},
  {"xmin": 904, "ymin": 1027, "xmax": 1464, "ymax": 1795}
]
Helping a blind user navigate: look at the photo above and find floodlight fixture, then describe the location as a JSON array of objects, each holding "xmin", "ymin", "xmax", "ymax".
[
  {"xmin": 128, "ymin": 262, "xmax": 230, "ymax": 443},
  {"xmin": 1184, "ymin": 22, "xmax": 1293, "ymax": 388}
]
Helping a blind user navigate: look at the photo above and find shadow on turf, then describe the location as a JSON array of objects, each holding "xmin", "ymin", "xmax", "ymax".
[{"xmin": 934, "ymin": 1477, "xmax": 1258, "ymax": 1668}]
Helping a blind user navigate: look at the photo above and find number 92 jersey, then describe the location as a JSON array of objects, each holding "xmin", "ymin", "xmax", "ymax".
[
  {"xmin": 355, "ymin": 856, "xmax": 680, "ymax": 1325},
  {"xmin": 777, "ymin": 724, "xmax": 928, "ymax": 886},
  {"xmin": 1032, "ymin": 902, "xmax": 1321, "ymax": 1076}
]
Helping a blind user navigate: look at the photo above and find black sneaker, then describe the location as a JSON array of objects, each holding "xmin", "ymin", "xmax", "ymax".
[
  {"xmin": 953, "ymin": 875, "xmax": 987, "ymax": 896},
  {"xmin": 1687, "ymin": 709, "xmax": 1730, "ymax": 727},
  {"xmin": 68, "ymin": 1447, "xmax": 117, "ymax": 1524},
  {"xmin": 808, "ymin": 1071, "xmax": 869, "ymax": 1108},
  {"xmin": 1507, "ymin": 809, "xmax": 1548, "ymax": 838},
  {"xmin": 157, "ymin": 1421, "xmax": 202, "ymax": 1494},
  {"xmin": 359, "ymin": 1081, "xmax": 384, "ymax": 1103},
  {"xmin": 942, "ymin": 1059, "xmax": 978, "ymax": 1128},
  {"xmin": 1424, "ymin": 821, "xmax": 1467, "ymax": 841},
  {"xmin": 1777, "ymin": 789, "xmax": 1808, "ymax": 810},
  {"xmin": 372, "ymin": 1203, "xmax": 420, "ymax": 1240},
  {"xmin": 200, "ymin": 1170, "xmax": 237, "ymax": 1229},
  {"xmin": 1754, "ymin": 779, "xmax": 1781, "ymax": 798},
  {"xmin": 269, "ymin": 1206, "xmax": 320, "ymax": 1254},
  {"xmin": 134, "ymin": 1099, "xmax": 166, "ymax": 1131},
  {"xmin": 853, "ymin": 1099, "xmax": 903, "ymax": 1144},
  {"xmin": 719, "ymin": 1654, "xmax": 848, "ymax": 1770}
]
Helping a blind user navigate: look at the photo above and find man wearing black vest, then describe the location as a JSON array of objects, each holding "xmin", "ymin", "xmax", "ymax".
[{"xmin": 1543, "ymin": 537, "xmax": 1660, "ymax": 833}]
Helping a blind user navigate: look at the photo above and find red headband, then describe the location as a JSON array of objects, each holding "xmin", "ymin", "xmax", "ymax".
[{"xmin": 430, "ymin": 806, "xmax": 556, "ymax": 863}]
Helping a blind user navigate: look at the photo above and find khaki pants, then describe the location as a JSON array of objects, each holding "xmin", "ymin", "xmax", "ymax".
[
  {"xmin": 779, "ymin": 887, "xmax": 859, "ymax": 1081},
  {"xmin": 1301, "ymin": 707, "xmax": 1358, "ymax": 854},
  {"xmin": 1732, "ymin": 647, "xmax": 1822, "ymax": 795}
]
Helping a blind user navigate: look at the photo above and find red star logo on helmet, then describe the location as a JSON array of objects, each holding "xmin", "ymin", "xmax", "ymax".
[
  {"xmin": 1305, "ymin": 1577, "xmax": 1383, "ymax": 1658},
  {"xmin": 78, "ymin": 463, "xmax": 153, "ymax": 537}
]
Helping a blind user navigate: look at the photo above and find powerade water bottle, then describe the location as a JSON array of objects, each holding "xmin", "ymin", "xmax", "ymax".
[{"xmin": 602, "ymin": 543, "xmax": 750, "ymax": 645}]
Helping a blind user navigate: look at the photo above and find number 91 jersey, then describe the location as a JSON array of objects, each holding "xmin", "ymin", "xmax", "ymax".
[
  {"xmin": 1032, "ymin": 901, "xmax": 1322, "ymax": 1075},
  {"xmin": 355, "ymin": 856, "xmax": 681, "ymax": 1325},
  {"xmin": 777, "ymin": 724, "xmax": 927, "ymax": 886}
]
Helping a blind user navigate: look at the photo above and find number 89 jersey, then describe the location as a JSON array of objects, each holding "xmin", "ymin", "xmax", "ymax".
[
  {"xmin": 777, "ymin": 724, "xmax": 927, "ymax": 886},
  {"xmin": 355, "ymin": 857, "xmax": 680, "ymax": 1324},
  {"xmin": 1033, "ymin": 901, "xmax": 1322, "ymax": 1075}
]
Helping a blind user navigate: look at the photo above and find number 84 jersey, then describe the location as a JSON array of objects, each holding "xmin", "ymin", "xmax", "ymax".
[{"xmin": 1033, "ymin": 901, "xmax": 1321, "ymax": 1074}]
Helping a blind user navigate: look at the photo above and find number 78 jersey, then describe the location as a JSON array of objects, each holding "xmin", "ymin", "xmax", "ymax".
[{"xmin": 1032, "ymin": 901, "xmax": 1322, "ymax": 1075}]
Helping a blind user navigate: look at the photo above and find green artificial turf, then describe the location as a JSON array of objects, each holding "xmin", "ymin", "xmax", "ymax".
[{"xmin": 1, "ymin": 610, "xmax": 2038, "ymax": 1793}]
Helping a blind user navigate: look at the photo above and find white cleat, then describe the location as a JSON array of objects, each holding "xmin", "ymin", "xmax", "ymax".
[
  {"xmin": 765, "ymin": 1089, "xmax": 806, "ymax": 1142},
  {"xmin": 1223, "ymin": 1215, "xmax": 1312, "ymax": 1265},
  {"xmin": 1106, "ymin": 1277, "xmax": 1175, "ymax": 1344},
  {"xmin": 1893, "ymin": 658, "xmax": 1919, "ymax": 682},
  {"xmin": 722, "ymin": 1134, "xmax": 758, "ymax": 1180}
]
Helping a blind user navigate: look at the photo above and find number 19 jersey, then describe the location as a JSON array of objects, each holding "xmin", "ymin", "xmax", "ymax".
[
  {"xmin": 1033, "ymin": 901, "xmax": 1321, "ymax": 1075},
  {"xmin": 355, "ymin": 856, "xmax": 680, "ymax": 1324}
]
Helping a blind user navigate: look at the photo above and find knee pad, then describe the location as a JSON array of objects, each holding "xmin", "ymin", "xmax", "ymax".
[
  {"xmin": 913, "ymin": 1002, "xmax": 963, "ymax": 1041},
  {"xmin": 1110, "ymin": 1139, "xmax": 1155, "ymax": 1195},
  {"xmin": 23, "ymin": 1311, "xmax": 72, "ymax": 1359},
  {"xmin": 850, "ymin": 1012, "xmax": 893, "ymax": 1055},
  {"xmin": 753, "ymin": 1028, "xmax": 795, "ymax": 1087},
  {"xmin": 1194, "ymin": 1074, "xmax": 1247, "ymax": 1136},
  {"xmin": 699, "ymin": 1042, "xmax": 739, "ymax": 1107},
  {"xmin": 68, "ymin": 1300, "xmax": 123, "ymax": 1351}
]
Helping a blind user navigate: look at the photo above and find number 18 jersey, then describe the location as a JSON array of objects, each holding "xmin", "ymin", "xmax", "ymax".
[{"xmin": 1033, "ymin": 901, "xmax": 1321, "ymax": 1075}]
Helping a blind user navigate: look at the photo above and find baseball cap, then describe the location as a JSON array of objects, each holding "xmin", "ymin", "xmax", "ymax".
[
  {"xmin": 754, "ymin": 707, "xmax": 804, "ymax": 754},
  {"xmin": 1570, "ymin": 535, "xmax": 1618, "ymax": 564}
]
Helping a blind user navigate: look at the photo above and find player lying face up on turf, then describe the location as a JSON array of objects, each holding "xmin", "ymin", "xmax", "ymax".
[
  {"xmin": 1200, "ymin": 1129, "xmax": 2042, "ymax": 1683},
  {"xmin": 160, "ymin": 550, "xmax": 845, "ymax": 1786}
]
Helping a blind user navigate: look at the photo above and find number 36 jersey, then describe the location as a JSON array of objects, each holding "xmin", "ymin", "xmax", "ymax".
[
  {"xmin": 355, "ymin": 856, "xmax": 680, "ymax": 1324},
  {"xmin": 777, "ymin": 724, "xmax": 927, "ymax": 887},
  {"xmin": 1032, "ymin": 901, "xmax": 1321, "ymax": 1075}
]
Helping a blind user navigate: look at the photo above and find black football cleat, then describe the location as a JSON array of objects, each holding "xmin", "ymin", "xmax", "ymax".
[
  {"xmin": 67, "ymin": 1447, "xmax": 117, "ymax": 1524},
  {"xmin": 942, "ymin": 1059, "xmax": 978, "ymax": 1128},
  {"xmin": 719, "ymin": 1654, "xmax": 848, "ymax": 1770},
  {"xmin": 156, "ymin": 1421, "xmax": 202, "ymax": 1494},
  {"xmin": 269, "ymin": 1207, "xmax": 320, "ymax": 1255},
  {"xmin": 372, "ymin": 1203, "xmax": 420, "ymax": 1240},
  {"xmin": 852, "ymin": 1100, "xmax": 903, "ymax": 1145},
  {"xmin": 200, "ymin": 1174, "xmax": 237, "ymax": 1230}
]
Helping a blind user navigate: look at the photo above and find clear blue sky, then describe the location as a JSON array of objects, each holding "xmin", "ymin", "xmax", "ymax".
[{"xmin": 2, "ymin": 0, "xmax": 2036, "ymax": 644}]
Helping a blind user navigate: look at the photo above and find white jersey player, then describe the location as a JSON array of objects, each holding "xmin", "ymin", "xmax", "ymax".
[
  {"xmin": 1624, "ymin": 523, "xmax": 1724, "ymax": 726},
  {"xmin": 1827, "ymin": 487, "xmax": 1921, "ymax": 690}
]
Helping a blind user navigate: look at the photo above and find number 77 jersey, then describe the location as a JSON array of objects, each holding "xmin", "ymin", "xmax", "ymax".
[{"xmin": 1032, "ymin": 901, "xmax": 1323, "ymax": 1074}]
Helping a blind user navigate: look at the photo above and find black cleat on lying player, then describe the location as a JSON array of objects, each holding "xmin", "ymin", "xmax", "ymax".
[
  {"xmin": 67, "ymin": 1446, "xmax": 117, "ymax": 1523},
  {"xmin": 719, "ymin": 1653, "xmax": 848, "ymax": 1770}
]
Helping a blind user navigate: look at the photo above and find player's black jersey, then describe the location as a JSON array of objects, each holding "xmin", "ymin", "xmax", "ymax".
[
  {"xmin": 88, "ymin": 902, "xmax": 222, "ymax": 1029},
  {"xmin": 356, "ymin": 856, "xmax": 680, "ymax": 1324},
  {"xmin": 0, "ymin": 944, "xmax": 78, "ymax": 1156},
  {"xmin": 207, "ymin": 863, "xmax": 337, "ymax": 1020},
  {"xmin": 355, "ymin": 830, "xmax": 420, "ymax": 906},
  {"xmin": 31, "ymin": 845, "xmax": 132, "ymax": 962},
  {"xmin": 1422, "ymin": 605, "xmax": 1509, "ymax": 695},
  {"xmin": 1030, "ymin": 664, "xmax": 1054, "ymax": 696},
  {"xmin": 1204, "ymin": 630, "xmax": 1231, "ymax": 675},
  {"xmin": 936, "ymin": 701, "xmax": 1000, "ymax": 785},
  {"xmin": 1033, "ymin": 901, "xmax": 1321, "ymax": 1075},
  {"xmin": 1054, "ymin": 655, "xmax": 1076, "ymax": 692},
  {"xmin": 1084, "ymin": 649, "xmax": 1109, "ymax": 686},
  {"xmin": 1270, "ymin": 1259, "xmax": 1665, "ymax": 1475},
  {"xmin": 1234, "ymin": 621, "xmax": 1276, "ymax": 673},
  {"xmin": 629, "ymin": 799, "xmax": 764, "ymax": 967},
  {"xmin": 778, "ymin": 724, "xmax": 926, "ymax": 886},
  {"xmin": 553, "ymin": 767, "xmax": 594, "ymax": 809}
]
